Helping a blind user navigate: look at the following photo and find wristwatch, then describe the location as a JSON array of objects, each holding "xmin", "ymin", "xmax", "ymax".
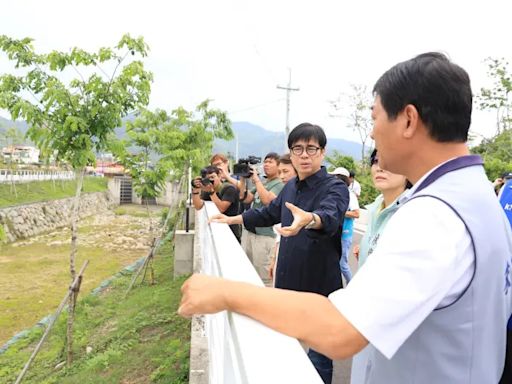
[{"xmin": 304, "ymin": 213, "xmax": 316, "ymax": 230}]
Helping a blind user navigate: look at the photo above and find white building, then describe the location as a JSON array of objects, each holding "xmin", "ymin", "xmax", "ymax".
[{"xmin": 2, "ymin": 145, "xmax": 40, "ymax": 164}]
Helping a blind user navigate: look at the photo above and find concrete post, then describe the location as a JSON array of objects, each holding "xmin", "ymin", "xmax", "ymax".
[{"xmin": 174, "ymin": 229, "xmax": 195, "ymax": 278}]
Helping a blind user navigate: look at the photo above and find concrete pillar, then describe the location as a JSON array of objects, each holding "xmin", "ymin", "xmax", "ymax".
[
  {"xmin": 189, "ymin": 316, "xmax": 209, "ymax": 384},
  {"xmin": 174, "ymin": 229, "xmax": 195, "ymax": 278}
]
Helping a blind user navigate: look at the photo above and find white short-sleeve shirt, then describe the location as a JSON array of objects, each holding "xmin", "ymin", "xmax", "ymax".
[
  {"xmin": 329, "ymin": 168, "xmax": 474, "ymax": 359},
  {"xmin": 348, "ymin": 191, "xmax": 359, "ymax": 212},
  {"xmin": 349, "ymin": 179, "xmax": 361, "ymax": 197}
]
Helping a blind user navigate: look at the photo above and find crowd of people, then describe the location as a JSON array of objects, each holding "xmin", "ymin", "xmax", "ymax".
[{"xmin": 184, "ymin": 52, "xmax": 512, "ymax": 384}]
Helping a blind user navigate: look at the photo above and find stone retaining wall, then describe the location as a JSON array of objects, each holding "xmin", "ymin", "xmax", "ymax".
[{"xmin": 0, "ymin": 192, "xmax": 115, "ymax": 243}]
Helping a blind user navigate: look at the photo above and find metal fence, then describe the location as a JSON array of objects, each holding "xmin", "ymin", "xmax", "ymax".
[{"xmin": 0, "ymin": 169, "xmax": 74, "ymax": 184}]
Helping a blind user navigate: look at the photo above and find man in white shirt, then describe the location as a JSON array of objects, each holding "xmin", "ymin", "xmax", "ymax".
[
  {"xmin": 179, "ymin": 53, "xmax": 512, "ymax": 383},
  {"xmin": 348, "ymin": 170, "xmax": 361, "ymax": 198}
]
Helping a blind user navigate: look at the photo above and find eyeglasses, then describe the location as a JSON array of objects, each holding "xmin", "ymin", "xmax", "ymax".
[{"xmin": 290, "ymin": 145, "xmax": 322, "ymax": 156}]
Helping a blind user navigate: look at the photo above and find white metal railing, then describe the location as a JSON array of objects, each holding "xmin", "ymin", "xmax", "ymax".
[
  {"xmin": 0, "ymin": 169, "xmax": 75, "ymax": 183},
  {"xmin": 197, "ymin": 202, "xmax": 323, "ymax": 384}
]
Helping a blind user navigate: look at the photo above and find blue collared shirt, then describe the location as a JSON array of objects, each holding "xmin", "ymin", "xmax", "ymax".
[{"xmin": 242, "ymin": 166, "xmax": 349, "ymax": 296}]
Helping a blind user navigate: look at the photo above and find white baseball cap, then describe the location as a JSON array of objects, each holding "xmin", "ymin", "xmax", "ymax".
[{"xmin": 329, "ymin": 167, "xmax": 350, "ymax": 177}]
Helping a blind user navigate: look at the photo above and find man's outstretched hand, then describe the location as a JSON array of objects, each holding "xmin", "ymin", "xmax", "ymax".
[
  {"xmin": 209, "ymin": 213, "xmax": 230, "ymax": 224},
  {"xmin": 277, "ymin": 202, "xmax": 314, "ymax": 237}
]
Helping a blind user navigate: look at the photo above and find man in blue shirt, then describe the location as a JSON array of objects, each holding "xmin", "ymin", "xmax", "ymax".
[
  {"xmin": 209, "ymin": 123, "xmax": 349, "ymax": 383},
  {"xmin": 498, "ymin": 173, "xmax": 512, "ymax": 384}
]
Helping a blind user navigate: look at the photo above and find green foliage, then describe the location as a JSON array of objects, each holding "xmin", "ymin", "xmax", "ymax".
[
  {"xmin": 162, "ymin": 100, "xmax": 233, "ymax": 175},
  {"xmin": 324, "ymin": 150, "xmax": 380, "ymax": 206},
  {"xmin": 0, "ymin": 125, "xmax": 25, "ymax": 147},
  {"xmin": 472, "ymin": 129, "xmax": 512, "ymax": 180},
  {"xmin": 0, "ymin": 225, "xmax": 5, "ymax": 242},
  {"xmin": 112, "ymin": 108, "xmax": 171, "ymax": 199},
  {"xmin": 477, "ymin": 58, "xmax": 512, "ymax": 134},
  {"xmin": 325, "ymin": 150, "xmax": 357, "ymax": 172},
  {"xmin": 0, "ymin": 177, "xmax": 107, "ymax": 208},
  {"xmin": 0, "ymin": 34, "xmax": 153, "ymax": 170},
  {"xmin": 357, "ymin": 170, "xmax": 380, "ymax": 207},
  {"xmin": 160, "ymin": 207, "xmax": 170, "ymax": 224},
  {"xmin": 111, "ymin": 101, "xmax": 233, "ymax": 200}
]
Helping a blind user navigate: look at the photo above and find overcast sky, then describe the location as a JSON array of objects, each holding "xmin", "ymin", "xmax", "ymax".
[{"xmin": 1, "ymin": 0, "xmax": 511, "ymax": 144}]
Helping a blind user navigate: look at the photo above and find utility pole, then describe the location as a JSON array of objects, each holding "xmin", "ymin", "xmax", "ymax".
[
  {"xmin": 234, "ymin": 131, "xmax": 239, "ymax": 162},
  {"xmin": 277, "ymin": 68, "xmax": 299, "ymax": 147}
]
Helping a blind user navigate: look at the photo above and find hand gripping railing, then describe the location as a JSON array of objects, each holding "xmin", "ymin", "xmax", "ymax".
[{"xmin": 196, "ymin": 202, "xmax": 323, "ymax": 384}]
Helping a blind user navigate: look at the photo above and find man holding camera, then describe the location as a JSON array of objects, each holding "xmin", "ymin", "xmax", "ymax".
[
  {"xmin": 238, "ymin": 152, "xmax": 284, "ymax": 285},
  {"xmin": 191, "ymin": 165, "xmax": 242, "ymax": 242}
]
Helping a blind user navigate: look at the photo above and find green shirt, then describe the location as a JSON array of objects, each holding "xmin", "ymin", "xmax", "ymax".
[{"xmin": 250, "ymin": 177, "xmax": 284, "ymax": 237}]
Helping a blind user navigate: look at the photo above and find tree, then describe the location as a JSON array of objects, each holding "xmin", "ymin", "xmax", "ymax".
[
  {"xmin": 330, "ymin": 84, "xmax": 374, "ymax": 166},
  {"xmin": 477, "ymin": 57, "xmax": 512, "ymax": 135},
  {"xmin": 0, "ymin": 34, "xmax": 152, "ymax": 365},
  {"xmin": 0, "ymin": 126, "xmax": 25, "ymax": 196},
  {"xmin": 325, "ymin": 150, "xmax": 356, "ymax": 172},
  {"xmin": 472, "ymin": 129, "xmax": 512, "ymax": 181},
  {"xmin": 112, "ymin": 101, "xmax": 232, "ymax": 290},
  {"xmin": 161, "ymin": 99, "xmax": 233, "ymax": 175},
  {"xmin": 112, "ymin": 100, "xmax": 233, "ymax": 198},
  {"xmin": 2, "ymin": 126, "xmax": 24, "ymax": 146},
  {"xmin": 116, "ymin": 108, "xmax": 170, "ymax": 202}
]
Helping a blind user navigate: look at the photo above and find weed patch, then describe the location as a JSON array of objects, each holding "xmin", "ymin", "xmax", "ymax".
[
  {"xmin": 0, "ymin": 177, "xmax": 107, "ymax": 208},
  {"xmin": 0, "ymin": 240, "xmax": 190, "ymax": 384}
]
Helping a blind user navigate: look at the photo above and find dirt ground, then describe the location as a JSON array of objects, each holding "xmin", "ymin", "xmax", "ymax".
[{"xmin": 0, "ymin": 204, "xmax": 164, "ymax": 345}]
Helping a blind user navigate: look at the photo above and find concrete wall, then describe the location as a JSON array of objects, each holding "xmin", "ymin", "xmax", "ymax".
[
  {"xmin": 156, "ymin": 181, "xmax": 176, "ymax": 206},
  {"xmin": 173, "ymin": 229, "xmax": 195, "ymax": 278},
  {"xmin": 109, "ymin": 177, "xmax": 182, "ymax": 207},
  {"xmin": 107, "ymin": 177, "xmax": 121, "ymax": 204},
  {"xmin": 0, "ymin": 191, "xmax": 115, "ymax": 243}
]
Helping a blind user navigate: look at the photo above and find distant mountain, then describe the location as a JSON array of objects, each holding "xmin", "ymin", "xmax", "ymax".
[
  {"xmin": 214, "ymin": 122, "xmax": 363, "ymax": 161},
  {"xmin": 0, "ymin": 116, "xmax": 363, "ymax": 162},
  {"xmin": 0, "ymin": 114, "xmax": 132, "ymax": 141},
  {"xmin": 0, "ymin": 116, "xmax": 29, "ymax": 136}
]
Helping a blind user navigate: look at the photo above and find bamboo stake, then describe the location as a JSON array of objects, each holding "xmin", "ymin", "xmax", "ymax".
[{"xmin": 14, "ymin": 260, "xmax": 89, "ymax": 384}]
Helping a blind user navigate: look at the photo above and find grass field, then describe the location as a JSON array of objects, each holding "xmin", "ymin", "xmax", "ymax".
[
  {"xmin": 0, "ymin": 177, "xmax": 108, "ymax": 208},
  {"xmin": 0, "ymin": 202, "xmax": 190, "ymax": 384},
  {"xmin": 0, "ymin": 206, "xmax": 160, "ymax": 346},
  {"xmin": 0, "ymin": 240, "xmax": 190, "ymax": 384}
]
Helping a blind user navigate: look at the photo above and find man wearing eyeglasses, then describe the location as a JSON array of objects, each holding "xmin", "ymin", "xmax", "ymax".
[{"xmin": 206, "ymin": 123, "xmax": 349, "ymax": 383}]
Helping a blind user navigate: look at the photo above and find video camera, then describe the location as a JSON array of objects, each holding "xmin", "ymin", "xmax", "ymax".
[{"xmin": 233, "ymin": 156, "xmax": 261, "ymax": 178}]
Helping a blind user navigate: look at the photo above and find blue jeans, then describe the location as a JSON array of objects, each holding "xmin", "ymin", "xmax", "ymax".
[
  {"xmin": 340, "ymin": 238, "xmax": 353, "ymax": 284},
  {"xmin": 308, "ymin": 348, "xmax": 333, "ymax": 384}
]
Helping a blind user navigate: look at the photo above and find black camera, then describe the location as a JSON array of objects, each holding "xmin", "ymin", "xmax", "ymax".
[
  {"xmin": 200, "ymin": 168, "xmax": 213, "ymax": 186},
  {"xmin": 191, "ymin": 168, "xmax": 213, "ymax": 188},
  {"xmin": 233, "ymin": 156, "xmax": 261, "ymax": 178}
]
